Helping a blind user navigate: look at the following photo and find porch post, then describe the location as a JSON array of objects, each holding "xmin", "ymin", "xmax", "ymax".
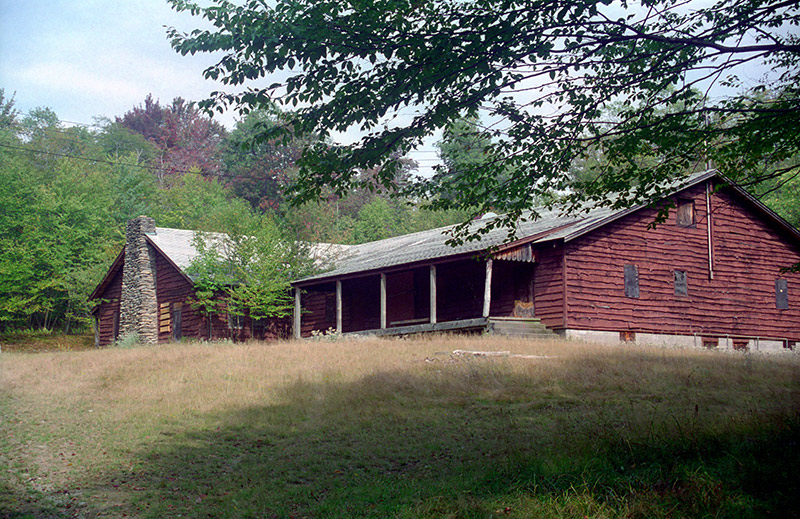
[
  {"xmin": 293, "ymin": 287, "xmax": 301, "ymax": 339},
  {"xmin": 429, "ymin": 265, "xmax": 437, "ymax": 324},
  {"xmin": 483, "ymin": 258, "xmax": 493, "ymax": 318},
  {"xmin": 336, "ymin": 280, "xmax": 343, "ymax": 333},
  {"xmin": 380, "ymin": 273, "xmax": 387, "ymax": 329}
]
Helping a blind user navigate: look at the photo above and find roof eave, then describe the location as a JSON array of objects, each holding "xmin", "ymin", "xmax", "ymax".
[{"xmin": 557, "ymin": 170, "xmax": 720, "ymax": 243}]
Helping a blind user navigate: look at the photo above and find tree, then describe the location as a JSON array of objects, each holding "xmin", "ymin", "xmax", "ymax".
[
  {"xmin": 0, "ymin": 89, "xmax": 18, "ymax": 129},
  {"xmin": 117, "ymin": 94, "xmax": 227, "ymax": 179},
  {"xmin": 434, "ymin": 115, "xmax": 513, "ymax": 205},
  {"xmin": 221, "ymin": 106, "xmax": 304, "ymax": 211},
  {"xmin": 0, "ymin": 129, "xmax": 118, "ymax": 332},
  {"xmin": 187, "ymin": 208, "xmax": 317, "ymax": 339},
  {"xmin": 352, "ymin": 197, "xmax": 410, "ymax": 243},
  {"xmin": 169, "ymin": 0, "xmax": 800, "ymax": 241}
]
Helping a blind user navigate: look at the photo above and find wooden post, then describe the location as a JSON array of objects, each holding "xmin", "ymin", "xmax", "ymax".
[
  {"xmin": 483, "ymin": 258, "xmax": 493, "ymax": 318},
  {"xmin": 293, "ymin": 287, "xmax": 301, "ymax": 339},
  {"xmin": 429, "ymin": 265, "xmax": 437, "ymax": 324},
  {"xmin": 336, "ymin": 280, "xmax": 343, "ymax": 333},
  {"xmin": 380, "ymin": 273, "xmax": 387, "ymax": 329}
]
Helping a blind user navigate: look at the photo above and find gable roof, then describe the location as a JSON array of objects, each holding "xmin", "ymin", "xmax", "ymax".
[
  {"xmin": 89, "ymin": 226, "xmax": 348, "ymax": 300},
  {"xmin": 88, "ymin": 227, "xmax": 212, "ymax": 300},
  {"xmin": 293, "ymin": 170, "xmax": 800, "ymax": 285}
]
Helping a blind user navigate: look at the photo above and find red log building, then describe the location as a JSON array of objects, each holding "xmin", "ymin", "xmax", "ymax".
[
  {"xmin": 89, "ymin": 218, "xmax": 288, "ymax": 346},
  {"xmin": 292, "ymin": 171, "xmax": 800, "ymax": 350}
]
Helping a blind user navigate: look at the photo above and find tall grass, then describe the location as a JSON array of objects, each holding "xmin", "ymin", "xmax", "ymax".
[{"xmin": 1, "ymin": 336, "xmax": 798, "ymax": 518}]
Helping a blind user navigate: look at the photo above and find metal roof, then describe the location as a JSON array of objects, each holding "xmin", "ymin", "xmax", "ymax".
[
  {"xmin": 293, "ymin": 170, "xmax": 718, "ymax": 284},
  {"xmin": 146, "ymin": 227, "xmax": 347, "ymax": 280},
  {"xmin": 147, "ymin": 227, "xmax": 210, "ymax": 272}
]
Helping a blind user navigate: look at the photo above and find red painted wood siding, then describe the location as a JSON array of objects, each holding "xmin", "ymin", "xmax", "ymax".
[
  {"xmin": 533, "ymin": 242, "xmax": 566, "ymax": 328},
  {"xmin": 436, "ymin": 259, "xmax": 486, "ymax": 322},
  {"xmin": 300, "ymin": 286, "xmax": 336, "ymax": 337},
  {"xmin": 95, "ymin": 267, "xmax": 122, "ymax": 347},
  {"xmin": 563, "ymin": 182, "xmax": 800, "ymax": 341},
  {"xmin": 155, "ymin": 251, "xmax": 205, "ymax": 342}
]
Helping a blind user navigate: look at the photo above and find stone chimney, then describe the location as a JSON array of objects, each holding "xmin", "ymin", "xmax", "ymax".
[{"xmin": 119, "ymin": 216, "xmax": 159, "ymax": 343}]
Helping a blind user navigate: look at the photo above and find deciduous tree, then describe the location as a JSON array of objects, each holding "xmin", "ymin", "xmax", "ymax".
[
  {"xmin": 117, "ymin": 94, "xmax": 227, "ymax": 179},
  {"xmin": 169, "ymin": 0, "xmax": 800, "ymax": 240}
]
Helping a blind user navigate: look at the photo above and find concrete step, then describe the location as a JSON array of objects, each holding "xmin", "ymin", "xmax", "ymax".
[{"xmin": 488, "ymin": 318, "xmax": 558, "ymax": 338}]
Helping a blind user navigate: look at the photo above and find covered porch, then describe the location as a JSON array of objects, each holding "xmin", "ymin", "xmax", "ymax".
[{"xmin": 292, "ymin": 250, "xmax": 547, "ymax": 338}]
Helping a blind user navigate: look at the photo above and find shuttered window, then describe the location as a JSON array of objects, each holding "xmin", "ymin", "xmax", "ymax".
[
  {"xmin": 776, "ymin": 279, "xmax": 789, "ymax": 309},
  {"xmin": 674, "ymin": 270, "xmax": 688, "ymax": 296},
  {"xmin": 676, "ymin": 199, "xmax": 695, "ymax": 227},
  {"xmin": 624, "ymin": 264, "xmax": 639, "ymax": 299}
]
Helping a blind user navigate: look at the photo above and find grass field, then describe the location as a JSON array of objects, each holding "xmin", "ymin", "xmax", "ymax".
[{"xmin": 1, "ymin": 335, "xmax": 798, "ymax": 518}]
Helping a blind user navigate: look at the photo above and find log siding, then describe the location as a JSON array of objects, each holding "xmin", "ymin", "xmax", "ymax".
[
  {"xmin": 95, "ymin": 267, "xmax": 123, "ymax": 347},
  {"xmin": 563, "ymin": 183, "xmax": 800, "ymax": 341},
  {"xmin": 533, "ymin": 242, "xmax": 567, "ymax": 328},
  {"xmin": 155, "ymin": 251, "xmax": 203, "ymax": 343}
]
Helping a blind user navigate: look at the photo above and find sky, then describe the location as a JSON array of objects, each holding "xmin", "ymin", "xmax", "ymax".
[
  {"xmin": 0, "ymin": 1, "xmax": 229, "ymax": 124},
  {"xmin": 0, "ymin": 0, "xmax": 784, "ymax": 178},
  {"xmin": 0, "ymin": 0, "xmax": 442, "ymax": 174}
]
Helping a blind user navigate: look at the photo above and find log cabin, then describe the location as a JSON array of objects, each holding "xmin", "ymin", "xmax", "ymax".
[
  {"xmin": 292, "ymin": 170, "xmax": 800, "ymax": 351},
  {"xmin": 89, "ymin": 217, "xmax": 290, "ymax": 346}
]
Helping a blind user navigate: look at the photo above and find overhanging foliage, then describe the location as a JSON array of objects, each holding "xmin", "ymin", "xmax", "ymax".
[{"xmin": 168, "ymin": 0, "xmax": 800, "ymax": 241}]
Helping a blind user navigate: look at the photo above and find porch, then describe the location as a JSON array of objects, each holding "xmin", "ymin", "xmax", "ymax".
[{"xmin": 292, "ymin": 253, "xmax": 555, "ymax": 339}]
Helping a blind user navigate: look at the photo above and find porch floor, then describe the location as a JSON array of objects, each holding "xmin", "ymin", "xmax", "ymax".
[{"xmin": 347, "ymin": 317, "xmax": 558, "ymax": 338}]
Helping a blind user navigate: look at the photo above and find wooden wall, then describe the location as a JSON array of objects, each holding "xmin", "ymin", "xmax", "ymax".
[
  {"xmin": 342, "ymin": 276, "xmax": 381, "ymax": 333},
  {"xmin": 94, "ymin": 267, "xmax": 123, "ymax": 347},
  {"xmin": 436, "ymin": 259, "xmax": 485, "ymax": 322},
  {"xmin": 300, "ymin": 283, "xmax": 336, "ymax": 337},
  {"xmin": 563, "ymin": 182, "xmax": 800, "ymax": 341},
  {"xmin": 155, "ymin": 252, "xmax": 205, "ymax": 343},
  {"xmin": 533, "ymin": 242, "xmax": 566, "ymax": 328}
]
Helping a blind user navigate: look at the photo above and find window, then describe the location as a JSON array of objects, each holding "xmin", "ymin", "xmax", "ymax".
[
  {"xmin": 674, "ymin": 270, "xmax": 688, "ymax": 296},
  {"xmin": 676, "ymin": 198, "xmax": 695, "ymax": 227},
  {"xmin": 228, "ymin": 312, "xmax": 243, "ymax": 330},
  {"xmin": 159, "ymin": 302, "xmax": 171, "ymax": 336},
  {"xmin": 702, "ymin": 337, "xmax": 718, "ymax": 348},
  {"xmin": 624, "ymin": 264, "xmax": 639, "ymax": 298},
  {"xmin": 776, "ymin": 279, "xmax": 788, "ymax": 309}
]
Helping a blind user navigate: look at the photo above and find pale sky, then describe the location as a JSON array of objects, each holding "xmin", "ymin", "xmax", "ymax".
[
  {"xmin": 0, "ymin": 0, "xmax": 782, "ymax": 177},
  {"xmin": 0, "ymin": 0, "xmax": 442, "ymax": 173},
  {"xmin": 0, "ymin": 1, "xmax": 232, "ymax": 123}
]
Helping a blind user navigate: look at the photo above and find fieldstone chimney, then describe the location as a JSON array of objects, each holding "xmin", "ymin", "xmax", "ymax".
[{"xmin": 119, "ymin": 216, "xmax": 159, "ymax": 343}]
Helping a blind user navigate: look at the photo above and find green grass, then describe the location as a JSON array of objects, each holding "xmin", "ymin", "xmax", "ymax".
[
  {"xmin": 0, "ymin": 329, "xmax": 93, "ymax": 353},
  {"xmin": 1, "ymin": 336, "xmax": 798, "ymax": 518}
]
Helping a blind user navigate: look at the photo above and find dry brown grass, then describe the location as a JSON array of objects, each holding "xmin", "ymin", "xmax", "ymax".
[{"xmin": 2, "ymin": 335, "xmax": 799, "ymax": 518}]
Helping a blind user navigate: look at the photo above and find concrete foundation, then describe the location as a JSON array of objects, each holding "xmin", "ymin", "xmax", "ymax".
[{"xmin": 563, "ymin": 329, "xmax": 793, "ymax": 353}]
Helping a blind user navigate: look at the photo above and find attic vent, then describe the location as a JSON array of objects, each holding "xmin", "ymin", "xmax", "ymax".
[{"xmin": 480, "ymin": 212, "xmax": 498, "ymax": 220}]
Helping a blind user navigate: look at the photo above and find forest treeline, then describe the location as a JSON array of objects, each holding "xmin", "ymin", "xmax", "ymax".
[
  {"xmin": 1, "ymin": 89, "xmax": 797, "ymax": 334},
  {"xmin": 0, "ymin": 90, "xmax": 469, "ymax": 333}
]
